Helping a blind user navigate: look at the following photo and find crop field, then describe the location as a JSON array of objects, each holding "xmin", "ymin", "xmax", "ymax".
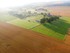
[
  {"xmin": 8, "ymin": 15, "xmax": 43, "ymax": 29},
  {"xmin": 6, "ymin": 14, "xmax": 70, "ymax": 40},
  {"xmin": 0, "ymin": 1, "xmax": 70, "ymax": 53},
  {"xmin": 32, "ymin": 17, "xmax": 70, "ymax": 40},
  {"xmin": 0, "ymin": 22, "xmax": 70, "ymax": 53},
  {"xmin": 0, "ymin": 11, "xmax": 70, "ymax": 40},
  {"xmin": 0, "ymin": 8, "xmax": 70, "ymax": 40},
  {"xmin": 8, "ymin": 18, "xmax": 39, "ymax": 29},
  {"xmin": 47, "ymin": 6, "xmax": 70, "ymax": 17}
]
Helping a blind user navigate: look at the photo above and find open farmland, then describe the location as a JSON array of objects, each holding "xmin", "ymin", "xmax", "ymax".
[
  {"xmin": 8, "ymin": 14, "xmax": 70, "ymax": 40},
  {"xmin": 32, "ymin": 17, "xmax": 70, "ymax": 40},
  {"xmin": 0, "ymin": 6, "xmax": 70, "ymax": 40},
  {"xmin": 0, "ymin": 0, "xmax": 70, "ymax": 53},
  {"xmin": 0, "ymin": 22, "xmax": 70, "ymax": 53},
  {"xmin": 0, "ymin": 12, "xmax": 17, "ymax": 22},
  {"xmin": 8, "ymin": 15, "xmax": 43, "ymax": 29},
  {"xmin": 47, "ymin": 6, "xmax": 70, "ymax": 17}
]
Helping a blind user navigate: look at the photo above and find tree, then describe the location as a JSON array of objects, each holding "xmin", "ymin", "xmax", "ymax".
[
  {"xmin": 47, "ymin": 18, "xmax": 52, "ymax": 23},
  {"xmin": 47, "ymin": 13, "xmax": 52, "ymax": 17},
  {"xmin": 45, "ymin": 18, "xmax": 49, "ymax": 21},
  {"xmin": 40, "ymin": 18, "xmax": 46, "ymax": 24},
  {"xmin": 28, "ymin": 11, "xmax": 31, "ymax": 14},
  {"xmin": 40, "ymin": 13, "xmax": 60, "ymax": 24},
  {"xmin": 56, "ymin": 16, "xmax": 60, "ymax": 19}
]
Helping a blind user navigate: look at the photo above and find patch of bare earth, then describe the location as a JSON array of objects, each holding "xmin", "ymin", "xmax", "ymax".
[
  {"xmin": 47, "ymin": 6, "xmax": 70, "ymax": 17},
  {"xmin": 64, "ymin": 28, "xmax": 70, "ymax": 45},
  {"xmin": 65, "ymin": 36, "xmax": 70, "ymax": 45},
  {"xmin": 0, "ymin": 22, "xmax": 70, "ymax": 53}
]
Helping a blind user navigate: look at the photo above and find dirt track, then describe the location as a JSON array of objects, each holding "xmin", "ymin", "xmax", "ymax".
[{"xmin": 0, "ymin": 22, "xmax": 70, "ymax": 53}]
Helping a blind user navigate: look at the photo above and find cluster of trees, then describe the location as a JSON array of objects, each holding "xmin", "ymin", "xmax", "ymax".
[
  {"xmin": 9, "ymin": 11, "xmax": 25, "ymax": 19},
  {"xmin": 9, "ymin": 10, "xmax": 38, "ymax": 19},
  {"xmin": 40, "ymin": 16, "xmax": 60, "ymax": 24}
]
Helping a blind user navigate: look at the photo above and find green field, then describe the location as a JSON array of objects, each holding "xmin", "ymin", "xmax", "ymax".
[
  {"xmin": 8, "ymin": 15, "xmax": 70, "ymax": 40},
  {"xmin": 8, "ymin": 15, "xmax": 43, "ymax": 29},
  {"xmin": 8, "ymin": 18, "xmax": 39, "ymax": 29},
  {"xmin": 0, "ymin": 12, "xmax": 70, "ymax": 40},
  {"xmin": 32, "ymin": 17, "xmax": 70, "ymax": 40}
]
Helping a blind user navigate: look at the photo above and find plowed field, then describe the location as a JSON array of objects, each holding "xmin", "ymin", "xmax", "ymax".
[{"xmin": 0, "ymin": 22, "xmax": 70, "ymax": 53}]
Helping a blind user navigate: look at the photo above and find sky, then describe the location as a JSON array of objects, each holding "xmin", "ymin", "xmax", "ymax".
[{"xmin": 0, "ymin": 0, "xmax": 69, "ymax": 8}]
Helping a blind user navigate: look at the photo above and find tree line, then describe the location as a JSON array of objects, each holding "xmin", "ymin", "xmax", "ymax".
[{"xmin": 40, "ymin": 15, "xmax": 60, "ymax": 24}]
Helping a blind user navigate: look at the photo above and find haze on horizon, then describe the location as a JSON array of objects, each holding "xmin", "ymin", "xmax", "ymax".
[{"xmin": 0, "ymin": 0, "xmax": 69, "ymax": 8}]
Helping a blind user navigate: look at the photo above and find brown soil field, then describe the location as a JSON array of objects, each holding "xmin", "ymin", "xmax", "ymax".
[
  {"xmin": 0, "ymin": 22, "xmax": 70, "ymax": 53},
  {"xmin": 65, "ymin": 35, "xmax": 70, "ymax": 45},
  {"xmin": 47, "ymin": 6, "xmax": 70, "ymax": 17},
  {"xmin": 65, "ymin": 28, "xmax": 70, "ymax": 45}
]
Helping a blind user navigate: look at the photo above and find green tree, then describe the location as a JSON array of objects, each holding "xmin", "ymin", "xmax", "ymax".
[{"xmin": 40, "ymin": 18, "xmax": 46, "ymax": 24}]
